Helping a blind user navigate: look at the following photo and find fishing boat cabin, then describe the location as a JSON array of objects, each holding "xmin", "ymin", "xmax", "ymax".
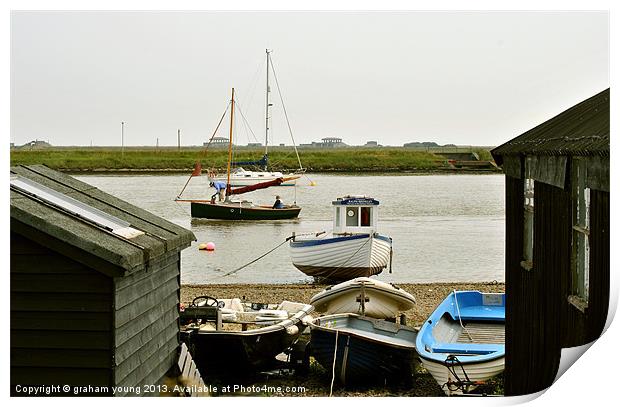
[
  {"xmin": 10, "ymin": 165, "xmax": 196, "ymax": 396},
  {"xmin": 332, "ymin": 195, "xmax": 380, "ymax": 235},
  {"xmin": 491, "ymin": 88, "xmax": 609, "ymax": 396}
]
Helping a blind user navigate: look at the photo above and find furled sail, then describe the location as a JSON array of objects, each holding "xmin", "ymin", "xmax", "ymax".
[{"xmin": 228, "ymin": 177, "xmax": 284, "ymax": 195}]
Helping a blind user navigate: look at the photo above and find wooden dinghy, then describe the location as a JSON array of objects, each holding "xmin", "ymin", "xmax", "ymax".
[
  {"xmin": 180, "ymin": 296, "xmax": 313, "ymax": 376},
  {"xmin": 415, "ymin": 290, "xmax": 505, "ymax": 395},
  {"xmin": 310, "ymin": 277, "xmax": 416, "ymax": 319},
  {"xmin": 309, "ymin": 313, "xmax": 418, "ymax": 386}
]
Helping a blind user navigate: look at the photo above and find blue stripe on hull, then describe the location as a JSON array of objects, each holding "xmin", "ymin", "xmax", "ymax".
[{"xmin": 290, "ymin": 233, "xmax": 370, "ymax": 247}]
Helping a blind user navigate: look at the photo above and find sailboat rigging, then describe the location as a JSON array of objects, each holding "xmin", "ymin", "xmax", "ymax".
[
  {"xmin": 208, "ymin": 49, "xmax": 304, "ymax": 187},
  {"xmin": 175, "ymin": 87, "xmax": 302, "ymax": 220}
]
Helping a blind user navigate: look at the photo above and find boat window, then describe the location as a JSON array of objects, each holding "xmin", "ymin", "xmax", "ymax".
[
  {"xmin": 346, "ymin": 207, "xmax": 358, "ymax": 227},
  {"xmin": 245, "ymin": 174, "xmax": 252, "ymax": 177},
  {"xmin": 360, "ymin": 207, "xmax": 371, "ymax": 227},
  {"xmin": 335, "ymin": 207, "xmax": 340, "ymax": 226},
  {"xmin": 258, "ymin": 174, "xmax": 264, "ymax": 177}
]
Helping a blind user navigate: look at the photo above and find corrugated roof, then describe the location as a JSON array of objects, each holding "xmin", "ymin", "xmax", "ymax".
[
  {"xmin": 492, "ymin": 88, "xmax": 609, "ymax": 165},
  {"xmin": 10, "ymin": 165, "xmax": 196, "ymax": 275}
]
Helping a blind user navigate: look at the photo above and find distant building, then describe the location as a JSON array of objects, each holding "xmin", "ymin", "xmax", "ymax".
[
  {"xmin": 247, "ymin": 142, "xmax": 262, "ymax": 147},
  {"xmin": 299, "ymin": 137, "xmax": 347, "ymax": 148},
  {"xmin": 364, "ymin": 141, "xmax": 379, "ymax": 147},
  {"xmin": 321, "ymin": 137, "xmax": 344, "ymax": 147},
  {"xmin": 17, "ymin": 140, "xmax": 52, "ymax": 150},
  {"xmin": 403, "ymin": 141, "xmax": 440, "ymax": 148},
  {"xmin": 204, "ymin": 137, "xmax": 230, "ymax": 148}
]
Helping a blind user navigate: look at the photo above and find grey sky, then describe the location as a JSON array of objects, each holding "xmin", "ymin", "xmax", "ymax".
[{"xmin": 10, "ymin": 11, "xmax": 609, "ymax": 147}]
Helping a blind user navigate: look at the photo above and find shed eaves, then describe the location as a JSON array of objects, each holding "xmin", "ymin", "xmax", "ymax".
[
  {"xmin": 10, "ymin": 165, "xmax": 196, "ymax": 275},
  {"xmin": 492, "ymin": 88, "xmax": 609, "ymax": 165}
]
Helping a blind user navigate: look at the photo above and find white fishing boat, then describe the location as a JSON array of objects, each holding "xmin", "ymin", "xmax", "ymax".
[
  {"xmin": 310, "ymin": 277, "xmax": 416, "ymax": 319},
  {"xmin": 290, "ymin": 196, "xmax": 393, "ymax": 281}
]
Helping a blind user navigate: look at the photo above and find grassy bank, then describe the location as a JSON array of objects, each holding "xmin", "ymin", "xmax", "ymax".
[{"xmin": 10, "ymin": 147, "xmax": 496, "ymax": 173}]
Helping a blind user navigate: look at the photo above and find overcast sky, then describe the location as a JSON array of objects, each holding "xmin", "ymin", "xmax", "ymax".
[{"xmin": 10, "ymin": 11, "xmax": 609, "ymax": 147}]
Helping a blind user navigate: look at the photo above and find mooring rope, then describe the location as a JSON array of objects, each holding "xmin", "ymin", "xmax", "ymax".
[
  {"xmin": 329, "ymin": 329, "xmax": 339, "ymax": 397},
  {"xmin": 443, "ymin": 354, "xmax": 476, "ymax": 394},
  {"xmin": 453, "ymin": 289, "xmax": 474, "ymax": 342},
  {"xmin": 216, "ymin": 235, "xmax": 294, "ymax": 278}
]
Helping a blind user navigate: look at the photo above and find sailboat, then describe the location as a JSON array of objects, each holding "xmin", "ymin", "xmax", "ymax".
[
  {"xmin": 177, "ymin": 88, "xmax": 302, "ymax": 220},
  {"xmin": 208, "ymin": 49, "xmax": 304, "ymax": 187}
]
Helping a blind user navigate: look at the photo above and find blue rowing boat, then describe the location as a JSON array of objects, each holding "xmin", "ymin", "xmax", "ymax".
[
  {"xmin": 309, "ymin": 313, "xmax": 418, "ymax": 386},
  {"xmin": 415, "ymin": 290, "xmax": 505, "ymax": 395}
]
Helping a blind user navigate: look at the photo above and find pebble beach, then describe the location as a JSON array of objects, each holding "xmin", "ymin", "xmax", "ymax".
[{"xmin": 180, "ymin": 281, "xmax": 505, "ymax": 397}]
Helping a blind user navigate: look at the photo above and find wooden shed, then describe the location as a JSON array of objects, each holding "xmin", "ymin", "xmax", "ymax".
[
  {"xmin": 10, "ymin": 165, "xmax": 196, "ymax": 396},
  {"xmin": 491, "ymin": 88, "xmax": 609, "ymax": 396}
]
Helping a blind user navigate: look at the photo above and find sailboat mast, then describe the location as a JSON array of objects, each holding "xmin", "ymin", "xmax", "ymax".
[
  {"xmin": 264, "ymin": 49, "xmax": 271, "ymax": 169},
  {"xmin": 226, "ymin": 88, "xmax": 235, "ymax": 188}
]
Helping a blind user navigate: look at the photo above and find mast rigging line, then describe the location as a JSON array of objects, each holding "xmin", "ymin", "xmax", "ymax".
[
  {"xmin": 269, "ymin": 55, "xmax": 304, "ymax": 172},
  {"xmin": 176, "ymin": 102, "xmax": 231, "ymax": 199}
]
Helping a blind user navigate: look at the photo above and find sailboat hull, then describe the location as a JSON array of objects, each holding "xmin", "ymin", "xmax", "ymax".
[
  {"xmin": 191, "ymin": 202, "xmax": 301, "ymax": 220},
  {"xmin": 290, "ymin": 233, "xmax": 392, "ymax": 281}
]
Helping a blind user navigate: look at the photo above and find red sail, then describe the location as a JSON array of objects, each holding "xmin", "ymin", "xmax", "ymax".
[{"xmin": 228, "ymin": 177, "xmax": 284, "ymax": 195}]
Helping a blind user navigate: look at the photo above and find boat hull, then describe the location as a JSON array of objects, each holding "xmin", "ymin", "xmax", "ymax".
[
  {"xmin": 309, "ymin": 313, "xmax": 418, "ymax": 386},
  {"xmin": 418, "ymin": 354, "xmax": 505, "ymax": 395},
  {"xmin": 184, "ymin": 324, "xmax": 303, "ymax": 375},
  {"xmin": 191, "ymin": 202, "xmax": 301, "ymax": 220},
  {"xmin": 415, "ymin": 291, "xmax": 505, "ymax": 395},
  {"xmin": 182, "ymin": 304, "xmax": 313, "ymax": 376},
  {"xmin": 310, "ymin": 277, "xmax": 416, "ymax": 319},
  {"xmin": 290, "ymin": 234, "xmax": 392, "ymax": 282}
]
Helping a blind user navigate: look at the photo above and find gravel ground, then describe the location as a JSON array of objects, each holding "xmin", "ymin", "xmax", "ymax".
[{"xmin": 180, "ymin": 281, "xmax": 505, "ymax": 397}]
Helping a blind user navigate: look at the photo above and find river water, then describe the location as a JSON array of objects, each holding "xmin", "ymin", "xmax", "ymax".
[{"xmin": 76, "ymin": 173, "xmax": 505, "ymax": 284}]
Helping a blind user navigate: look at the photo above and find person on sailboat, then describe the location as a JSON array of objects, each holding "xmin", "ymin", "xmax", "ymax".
[
  {"xmin": 209, "ymin": 181, "xmax": 227, "ymax": 202},
  {"xmin": 272, "ymin": 195, "xmax": 284, "ymax": 209}
]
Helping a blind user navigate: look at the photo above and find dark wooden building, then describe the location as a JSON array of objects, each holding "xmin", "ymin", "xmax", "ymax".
[
  {"xmin": 10, "ymin": 165, "xmax": 195, "ymax": 396},
  {"xmin": 491, "ymin": 88, "xmax": 609, "ymax": 396}
]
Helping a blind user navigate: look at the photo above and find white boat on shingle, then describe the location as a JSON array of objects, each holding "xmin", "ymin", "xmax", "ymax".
[
  {"xmin": 289, "ymin": 196, "xmax": 393, "ymax": 281},
  {"xmin": 310, "ymin": 277, "xmax": 416, "ymax": 319}
]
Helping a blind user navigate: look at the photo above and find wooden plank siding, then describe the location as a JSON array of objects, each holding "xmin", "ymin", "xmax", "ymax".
[
  {"xmin": 112, "ymin": 251, "xmax": 181, "ymax": 396},
  {"xmin": 504, "ymin": 176, "xmax": 609, "ymax": 396},
  {"xmin": 10, "ymin": 232, "xmax": 114, "ymax": 391},
  {"xmin": 504, "ymin": 176, "xmax": 562, "ymax": 395}
]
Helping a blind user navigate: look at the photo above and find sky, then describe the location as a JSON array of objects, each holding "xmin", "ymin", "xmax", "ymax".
[{"xmin": 10, "ymin": 11, "xmax": 609, "ymax": 148}]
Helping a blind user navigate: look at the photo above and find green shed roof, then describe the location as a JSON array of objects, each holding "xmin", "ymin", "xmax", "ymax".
[{"xmin": 10, "ymin": 165, "xmax": 196, "ymax": 276}]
